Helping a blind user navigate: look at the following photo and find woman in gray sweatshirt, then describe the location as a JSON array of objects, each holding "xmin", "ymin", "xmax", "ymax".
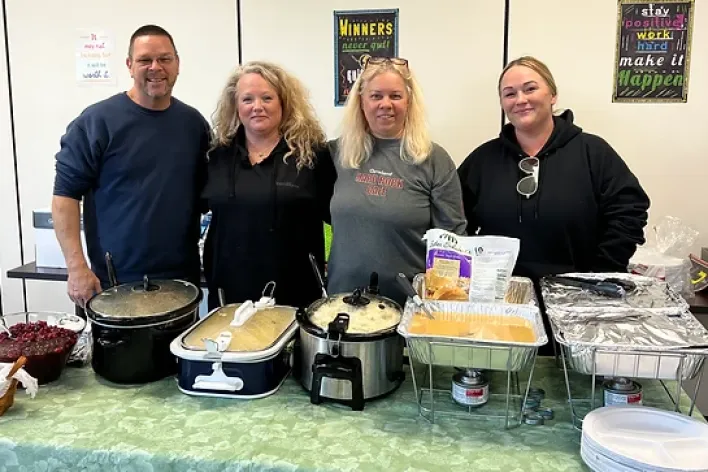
[{"xmin": 327, "ymin": 56, "xmax": 467, "ymax": 306}]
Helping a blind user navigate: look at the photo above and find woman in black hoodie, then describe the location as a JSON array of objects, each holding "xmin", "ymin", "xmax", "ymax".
[
  {"xmin": 458, "ymin": 57, "xmax": 650, "ymax": 356},
  {"xmin": 458, "ymin": 56, "xmax": 650, "ymax": 283}
]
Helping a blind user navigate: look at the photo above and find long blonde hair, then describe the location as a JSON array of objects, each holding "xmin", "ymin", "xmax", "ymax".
[
  {"xmin": 211, "ymin": 61, "xmax": 326, "ymax": 169},
  {"xmin": 337, "ymin": 60, "xmax": 432, "ymax": 169}
]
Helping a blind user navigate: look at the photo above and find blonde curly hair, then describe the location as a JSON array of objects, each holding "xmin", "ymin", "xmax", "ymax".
[
  {"xmin": 211, "ymin": 61, "xmax": 326, "ymax": 169},
  {"xmin": 337, "ymin": 60, "xmax": 432, "ymax": 169}
]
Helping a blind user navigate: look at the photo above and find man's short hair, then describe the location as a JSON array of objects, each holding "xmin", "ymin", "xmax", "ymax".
[{"xmin": 128, "ymin": 25, "xmax": 177, "ymax": 58}]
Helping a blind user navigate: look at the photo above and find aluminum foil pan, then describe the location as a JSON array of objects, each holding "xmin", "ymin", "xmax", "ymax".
[
  {"xmin": 549, "ymin": 307, "xmax": 708, "ymax": 380},
  {"xmin": 550, "ymin": 309, "xmax": 708, "ymax": 350},
  {"xmin": 398, "ymin": 298, "xmax": 547, "ymax": 372},
  {"xmin": 542, "ymin": 272, "xmax": 706, "ymax": 379},
  {"xmin": 558, "ymin": 343, "xmax": 705, "ymax": 380},
  {"xmin": 540, "ymin": 272, "xmax": 688, "ymax": 314}
]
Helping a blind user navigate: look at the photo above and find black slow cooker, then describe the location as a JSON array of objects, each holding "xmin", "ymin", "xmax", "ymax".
[{"xmin": 86, "ymin": 275, "xmax": 202, "ymax": 384}]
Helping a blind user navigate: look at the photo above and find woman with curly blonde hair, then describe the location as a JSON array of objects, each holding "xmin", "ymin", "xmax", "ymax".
[
  {"xmin": 201, "ymin": 61, "xmax": 336, "ymax": 310},
  {"xmin": 327, "ymin": 57, "xmax": 466, "ymax": 306}
]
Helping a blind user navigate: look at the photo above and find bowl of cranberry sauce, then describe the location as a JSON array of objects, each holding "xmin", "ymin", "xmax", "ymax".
[{"xmin": 0, "ymin": 312, "xmax": 83, "ymax": 384}]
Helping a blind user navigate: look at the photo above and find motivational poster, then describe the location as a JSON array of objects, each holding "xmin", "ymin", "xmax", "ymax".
[
  {"xmin": 76, "ymin": 30, "xmax": 116, "ymax": 85},
  {"xmin": 333, "ymin": 9, "xmax": 399, "ymax": 106},
  {"xmin": 613, "ymin": 1, "xmax": 694, "ymax": 102}
]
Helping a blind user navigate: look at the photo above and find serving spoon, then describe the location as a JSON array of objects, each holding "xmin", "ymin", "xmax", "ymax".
[{"xmin": 0, "ymin": 324, "xmax": 12, "ymax": 339}]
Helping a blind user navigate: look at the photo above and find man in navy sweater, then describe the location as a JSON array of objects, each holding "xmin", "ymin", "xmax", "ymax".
[{"xmin": 52, "ymin": 25, "xmax": 210, "ymax": 307}]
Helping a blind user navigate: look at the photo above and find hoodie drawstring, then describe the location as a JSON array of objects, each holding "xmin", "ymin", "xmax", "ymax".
[
  {"xmin": 533, "ymin": 154, "xmax": 546, "ymax": 220},
  {"xmin": 516, "ymin": 152, "xmax": 524, "ymax": 223},
  {"xmin": 517, "ymin": 192, "xmax": 523, "ymax": 223}
]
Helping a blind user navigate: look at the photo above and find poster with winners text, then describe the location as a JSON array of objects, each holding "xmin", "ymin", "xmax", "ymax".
[{"xmin": 333, "ymin": 9, "xmax": 399, "ymax": 106}]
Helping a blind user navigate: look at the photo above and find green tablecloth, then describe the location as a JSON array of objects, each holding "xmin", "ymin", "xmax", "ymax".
[{"xmin": 0, "ymin": 357, "xmax": 702, "ymax": 472}]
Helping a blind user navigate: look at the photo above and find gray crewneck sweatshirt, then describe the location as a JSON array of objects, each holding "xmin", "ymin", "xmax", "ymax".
[{"xmin": 327, "ymin": 137, "xmax": 467, "ymax": 306}]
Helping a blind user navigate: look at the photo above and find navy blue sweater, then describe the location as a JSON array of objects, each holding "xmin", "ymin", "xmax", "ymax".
[{"xmin": 53, "ymin": 93, "xmax": 210, "ymax": 286}]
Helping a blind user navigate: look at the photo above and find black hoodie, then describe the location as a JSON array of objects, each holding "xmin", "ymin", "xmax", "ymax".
[
  {"xmin": 201, "ymin": 126, "xmax": 336, "ymax": 310},
  {"xmin": 458, "ymin": 110, "xmax": 650, "ymax": 281}
]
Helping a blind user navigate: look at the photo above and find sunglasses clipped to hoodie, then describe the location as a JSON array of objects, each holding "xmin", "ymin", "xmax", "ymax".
[{"xmin": 517, "ymin": 156, "xmax": 540, "ymax": 199}]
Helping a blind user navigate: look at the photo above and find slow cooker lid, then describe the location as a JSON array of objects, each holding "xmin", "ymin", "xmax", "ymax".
[
  {"xmin": 87, "ymin": 278, "xmax": 201, "ymax": 324},
  {"xmin": 306, "ymin": 289, "xmax": 402, "ymax": 335},
  {"xmin": 181, "ymin": 304, "xmax": 296, "ymax": 354}
]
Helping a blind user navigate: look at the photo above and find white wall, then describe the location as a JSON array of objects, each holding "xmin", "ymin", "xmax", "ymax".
[
  {"xmin": 2, "ymin": 0, "xmax": 239, "ymax": 312},
  {"xmin": 508, "ymin": 0, "xmax": 708, "ymax": 254},
  {"xmin": 240, "ymin": 0, "xmax": 506, "ymax": 163},
  {"xmin": 0, "ymin": 0, "xmax": 24, "ymax": 314},
  {"xmin": 1, "ymin": 0, "xmax": 707, "ymax": 312}
]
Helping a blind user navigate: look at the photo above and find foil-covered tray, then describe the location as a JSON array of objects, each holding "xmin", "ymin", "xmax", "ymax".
[
  {"xmin": 540, "ymin": 272, "xmax": 689, "ymax": 314},
  {"xmin": 558, "ymin": 343, "xmax": 705, "ymax": 380},
  {"xmin": 550, "ymin": 310, "xmax": 708, "ymax": 380},
  {"xmin": 398, "ymin": 275, "xmax": 546, "ymax": 372},
  {"xmin": 542, "ymin": 272, "xmax": 708, "ymax": 380}
]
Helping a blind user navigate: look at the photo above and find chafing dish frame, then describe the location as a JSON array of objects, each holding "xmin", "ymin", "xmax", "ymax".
[
  {"xmin": 399, "ymin": 275, "xmax": 546, "ymax": 429},
  {"xmin": 550, "ymin": 316, "xmax": 708, "ymax": 430}
]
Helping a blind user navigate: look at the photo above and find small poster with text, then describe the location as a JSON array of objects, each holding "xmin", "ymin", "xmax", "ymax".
[
  {"xmin": 333, "ymin": 9, "xmax": 399, "ymax": 106},
  {"xmin": 76, "ymin": 30, "xmax": 116, "ymax": 86},
  {"xmin": 613, "ymin": 0, "xmax": 694, "ymax": 102}
]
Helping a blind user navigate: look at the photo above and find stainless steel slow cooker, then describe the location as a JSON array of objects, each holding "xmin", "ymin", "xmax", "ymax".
[{"xmin": 295, "ymin": 281, "xmax": 404, "ymax": 411}]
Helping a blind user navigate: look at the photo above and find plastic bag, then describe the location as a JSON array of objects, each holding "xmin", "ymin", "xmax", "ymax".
[
  {"xmin": 466, "ymin": 236, "xmax": 520, "ymax": 302},
  {"xmin": 422, "ymin": 229, "xmax": 471, "ymax": 300},
  {"xmin": 0, "ymin": 362, "xmax": 38, "ymax": 399},
  {"xmin": 68, "ymin": 322, "xmax": 92, "ymax": 366},
  {"xmin": 422, "ymin": 229, "xmax": 520, "ymax": 302},
  {"xmin": 629, "ymin": 216, "xmax": 698, "ymax": 298}
]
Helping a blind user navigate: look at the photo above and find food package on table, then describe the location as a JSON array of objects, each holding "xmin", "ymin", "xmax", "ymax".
[
  {"xmin": 422, "ymin": 229, "xmax": 472, "ymax": 300},
  {"xmin": 422, "ymin": 229, "xmax": 520, "ymax": 302}
]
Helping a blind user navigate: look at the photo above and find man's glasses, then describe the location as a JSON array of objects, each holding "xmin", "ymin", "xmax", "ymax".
[
  {"xmin": 134, "ymin": 55, "xmax": 176, "ymax": 68},
  {"xmin": 517, "ymin": 156, "xmax": 539, "ymax": 198},
  {"xmin": 362, "ymin": 56, "xmax": 409, "ymax": 70}
]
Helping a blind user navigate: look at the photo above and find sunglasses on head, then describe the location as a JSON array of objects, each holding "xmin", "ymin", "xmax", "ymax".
[
  {"xmin": 517, "ymin": 156, "xmax": 539, "ymax": 198},
  {"xmin": 362, "ymin": 56, "xmax": 409, "ymax": 70}
]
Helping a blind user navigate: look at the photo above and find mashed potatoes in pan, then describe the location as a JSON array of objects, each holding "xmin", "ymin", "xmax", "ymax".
[{"xmin": 309, "ymin": 297, "xmax": 401, "ymax": 334}]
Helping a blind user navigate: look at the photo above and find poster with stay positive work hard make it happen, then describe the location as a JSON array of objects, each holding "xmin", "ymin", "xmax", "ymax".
[{"xmin": 613, "ymin": 0, "xmax": 695, "ymax": 103}]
